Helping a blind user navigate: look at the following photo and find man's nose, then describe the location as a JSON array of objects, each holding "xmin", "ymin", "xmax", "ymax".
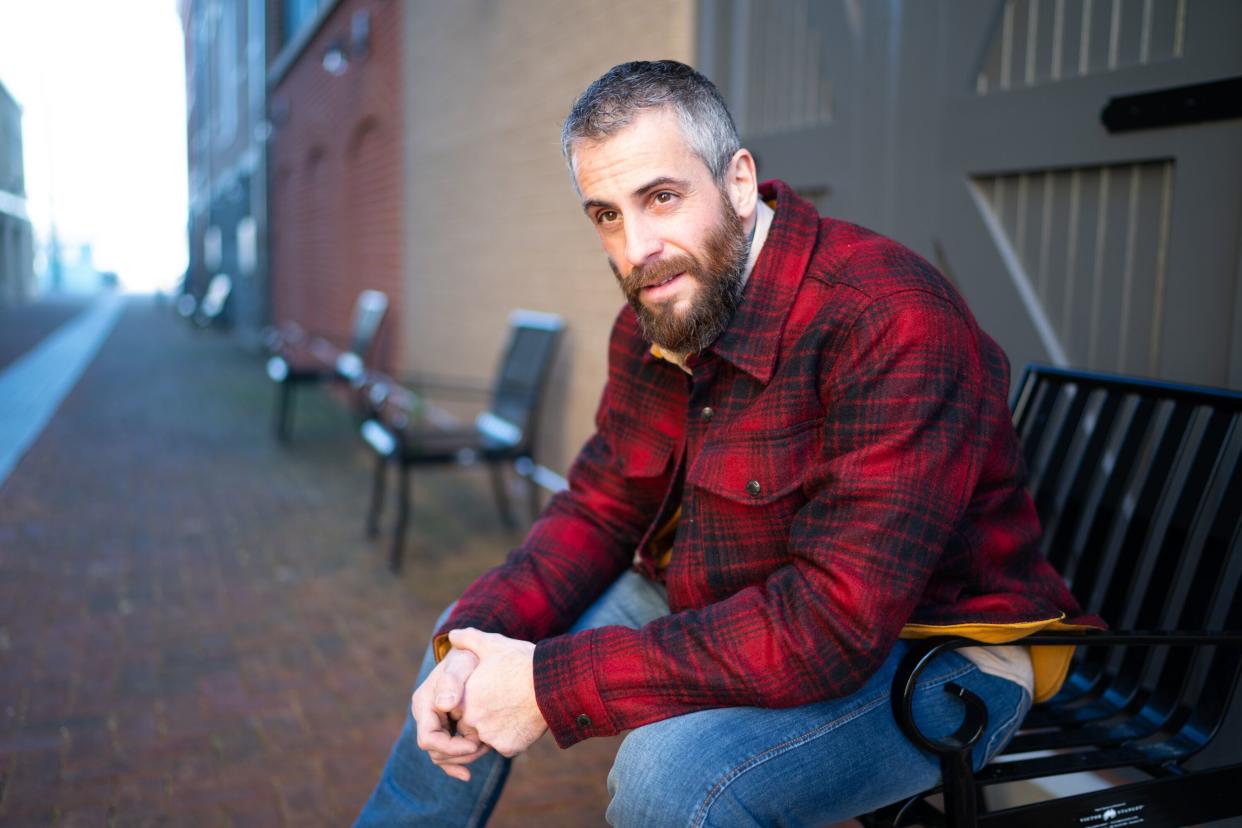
[{"xmin": 623, "ymin": 214, "xmax": 663, "ymax": 268}]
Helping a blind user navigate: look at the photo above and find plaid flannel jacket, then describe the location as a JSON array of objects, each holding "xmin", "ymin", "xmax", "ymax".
[{"xmin": 438, "ymin": 180, "xmax": 1102, "ymax": 748}]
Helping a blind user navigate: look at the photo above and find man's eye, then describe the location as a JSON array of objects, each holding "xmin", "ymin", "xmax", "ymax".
[
  {"xmin": 654, "ymin": 191, "xmax": 675, "ymax": 204},
  {"xmin": 597, "ymin": 210, "xmax": 619, "ymax": 224}
]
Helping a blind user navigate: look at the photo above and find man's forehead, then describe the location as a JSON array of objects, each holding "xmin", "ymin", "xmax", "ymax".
[{"xmin": 572, "ymin": 109, "xmax": 707, "ymax": 201}]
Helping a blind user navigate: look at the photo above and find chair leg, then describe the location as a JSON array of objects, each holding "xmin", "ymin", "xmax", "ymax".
[
  {"xmin": 488, "ymin": 463, "xmax": 515, "ymax": 528},
  {"xmin": 391, "ymin": 465, "xmax": 410, "ymax": 573},
  {"xmin": 275, "ymin": 381, "xmax": 295, "ymax": 442},
  {"xmin": 366, "ymin": 454, "xmax": 386, "ymax": 539},
  {"xmin": 526, "ymin": 472, "xmax": 541, "ymax": 523}
]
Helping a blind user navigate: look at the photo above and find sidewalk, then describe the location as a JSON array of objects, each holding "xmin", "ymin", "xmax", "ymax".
[
  {"xmin": 0, "ymin": 296, "xmax": 621, "ymax": 825},
  {"xmin": 0, "ymin": 295, "xmax": 94, "ymax": 372}
]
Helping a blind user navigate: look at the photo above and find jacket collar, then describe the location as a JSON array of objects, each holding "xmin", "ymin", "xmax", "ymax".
[{"xmin": 701, "ymin": 179, "xmax": 820, "ymax": 385}]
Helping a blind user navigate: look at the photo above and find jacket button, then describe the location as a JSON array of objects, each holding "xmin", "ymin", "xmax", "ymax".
[
  {"xmin": 576, "ymin": 713, "xmax": 592, "ymax": 728},
  {"xmin": 700, "ymin": 406, "xmax": 714, "ymax": 421},
  {"xmin": 746, "ymin": 479, "xmax": 762, "ymax": 497}
]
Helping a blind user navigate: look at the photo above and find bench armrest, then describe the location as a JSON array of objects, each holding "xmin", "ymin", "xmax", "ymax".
[{"xmin": 890, "ymin": 631, "xmax": 1242, "ymax": 758}]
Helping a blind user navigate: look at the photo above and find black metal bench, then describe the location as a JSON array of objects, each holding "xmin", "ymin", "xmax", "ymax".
[
  {"xmin": 265, "ymin": 289, "xmax": 388, "ymax": 442},
  {"xmin": 868, "ymin": 365, "xmax": 1242, "ymax": 827},
  {"xmin": 360, "ymin": 309, "xmax": 564, "ymax": 572}
]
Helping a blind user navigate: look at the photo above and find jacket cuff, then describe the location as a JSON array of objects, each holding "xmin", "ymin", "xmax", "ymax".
[
  {"xmin": 433, "ymin": 606, "xmax": 502, "ymax": 659},
  {"xmin": 533, "ymin": 630, "xmax": 616, "ymax": 748}
]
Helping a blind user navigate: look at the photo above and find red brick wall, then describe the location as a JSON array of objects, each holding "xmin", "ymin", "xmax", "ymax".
[{"xmin": 269, "ymin": 0, "xmax": 403, "ymax": 371}]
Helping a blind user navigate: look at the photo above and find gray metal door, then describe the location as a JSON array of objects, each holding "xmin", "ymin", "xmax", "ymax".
[
  {"xmin": 699, "ymin": 0, "xmax": 1242, "ymax": 388},
  {"xmin": 937, "ymin": 0, "xmax": 1242, "ymax": 388}
]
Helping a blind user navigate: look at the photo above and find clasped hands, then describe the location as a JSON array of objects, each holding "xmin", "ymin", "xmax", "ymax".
[{"xmin": 412, "ymin": 628, "xmax": 548, "ymax": 781}]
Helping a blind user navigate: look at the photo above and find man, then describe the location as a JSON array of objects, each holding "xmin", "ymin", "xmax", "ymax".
[{"xmin": 357, "ymin": 60, "xmax": 1101, "ymax": 826}]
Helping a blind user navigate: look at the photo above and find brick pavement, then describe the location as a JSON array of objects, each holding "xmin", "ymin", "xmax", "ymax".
[{"xmin": 0, "ymin": 296, "xmax": 622, "ymax": 826}]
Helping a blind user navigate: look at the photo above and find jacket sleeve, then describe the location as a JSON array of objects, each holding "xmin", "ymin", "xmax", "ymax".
[{"xmin": 533, "ymin": 290, "xmax": 988, "ymax": 747}]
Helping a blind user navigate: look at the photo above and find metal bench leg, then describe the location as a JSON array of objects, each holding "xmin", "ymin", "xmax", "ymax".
[
  {"xmin": 939, "ymin": 749, "xmax": 977, "ymax": 827},
  {"xmin": 488, "ymin": 463, "xmax": 516, "ymax": 528},
  {"xmin": 366, "ymin": 454, "xmax": 386, "ymax": 539},
  {"xmin": 391, "ymin": 465, "xmax": 410, "ymax": 573},
  {"xmin": 275, "ymin": 381, "xmax": 295, "ymax": 442}
]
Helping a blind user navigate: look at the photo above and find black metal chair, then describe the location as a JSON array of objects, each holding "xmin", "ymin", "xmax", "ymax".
[
  {"xmin": 176, "ymin": 273, "xmax": 232, "ymax": 328},
  {"xmin": 265, "ymin": 289, "xmax": 388, "ymax": 442},
  {"xmin": 867, "ymin": 365, "xmax": 1242, "ymax": 827},
  {"xmin": 361, "ymin": 309, "xmax": 565, "ymax": 572}
]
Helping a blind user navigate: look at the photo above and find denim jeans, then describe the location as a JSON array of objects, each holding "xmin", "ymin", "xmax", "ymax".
[{"xmin": 355, "ymin": 571, "xmax": 1031, "ymax": 827}]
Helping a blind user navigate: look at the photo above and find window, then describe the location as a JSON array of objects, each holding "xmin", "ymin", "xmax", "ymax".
[
  {"xmin": 213, "ymin": 0, "xmax": 238, "ymax": 147},
  {"xmin": 282, "ymin": 0, "xmax": 325, "ymax": 46}
]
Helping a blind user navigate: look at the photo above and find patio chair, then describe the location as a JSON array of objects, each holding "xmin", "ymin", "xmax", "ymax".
[
  {"xmin": 177, "ymin": 273, "xmax": 232, "ymax": 328},
  {"xmin": 265, "ymin": 289, "xmax": 388, "ymax": 442},
  {"xmin": 361, "ymin": 310, "xmax": 565, "ymax": 572}
]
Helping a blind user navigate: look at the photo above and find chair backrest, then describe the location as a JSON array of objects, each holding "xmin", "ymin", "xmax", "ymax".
[
  {"xmin": 481, "ymin": 310, "xmax": 565, "ymax": 451},
  {"xmin": 199, "ymin": 274, "xmax": 232, "ymax": 319},
  {"xmin": 348, "ymin": 290, "xmax": 389, "ymax": 358},
  {"xmin": 1012, "ymin": 364, "xmax": 1242, "ymax": 755}
]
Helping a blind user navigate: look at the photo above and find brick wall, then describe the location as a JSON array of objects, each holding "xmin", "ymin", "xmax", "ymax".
[
  {"xmin": 401, "ymin": 0, "xmax": 695, "ymax": 472},
  {"xmin": 269, "ymin": 0, "xmax": 403, "ymax": 370}
]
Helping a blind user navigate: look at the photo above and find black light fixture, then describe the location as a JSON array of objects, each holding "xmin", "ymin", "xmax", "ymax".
[
  {"xmin": 321, "ymin": 11, "xmax": 370, "ymax": 76},
  {"xmin": 322, "ymin": 37, "xmax": 348, "ymax": 76},
  {"xmin": 350, "ymin": 10, "xmax": 370, "ymax": 60}
]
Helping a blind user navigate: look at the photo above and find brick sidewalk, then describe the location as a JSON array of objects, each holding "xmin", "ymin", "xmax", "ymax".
[{"xmin": 0, "ymin": 297, "xmax": 621, "ymax": 825}]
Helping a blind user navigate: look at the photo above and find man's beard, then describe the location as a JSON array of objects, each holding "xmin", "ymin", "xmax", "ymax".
[{"xmin": 610, "ymin": 197, "xmax": 750, "ymax": 355}]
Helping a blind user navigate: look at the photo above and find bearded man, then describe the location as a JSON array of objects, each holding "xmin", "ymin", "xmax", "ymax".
[{"xmin": 356, "ymin": 60, "xmax": 1100, "ymax": 827}]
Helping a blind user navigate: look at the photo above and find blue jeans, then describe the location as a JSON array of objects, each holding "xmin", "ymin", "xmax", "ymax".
[{"xmin": 355, "ymin": 572, "xmax": 1031, "ymax": 827}]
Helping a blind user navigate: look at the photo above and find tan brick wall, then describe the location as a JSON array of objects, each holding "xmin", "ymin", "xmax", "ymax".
[
  {"xmin": 401, "ymin": 0, "xmax": 695, "ymax": 473},
  {"xmin": 269, "ymin": 0, "xmax": 404, "ymax": 371}
]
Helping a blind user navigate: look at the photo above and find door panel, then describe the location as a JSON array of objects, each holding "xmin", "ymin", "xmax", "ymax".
[{"xmin": 700, "ymin": 0, "xmax": 1242, "ymax": 388}]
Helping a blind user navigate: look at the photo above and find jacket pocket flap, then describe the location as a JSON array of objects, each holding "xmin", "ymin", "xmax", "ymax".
[{"xmin": 689, "ymin": 420, "xmax": 821, "ymax": 504}]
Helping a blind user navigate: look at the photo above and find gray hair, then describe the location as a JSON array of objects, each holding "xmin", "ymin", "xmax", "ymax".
[{"xmin": 561, "ymin": 61, "xmax": 740, "ymax": 185}]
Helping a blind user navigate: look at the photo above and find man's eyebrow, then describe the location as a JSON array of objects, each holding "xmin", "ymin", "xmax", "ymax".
[
  {"xmin": 634, "ymin": 176, "xmax": 691, "ymax": 198},
  {"xmin": 581, "ymin": 197, "xmax": 615, "ymax": 214},
  {"xmin": 581, "ymin": 177, "xmax": 693, "ymax": 214}
]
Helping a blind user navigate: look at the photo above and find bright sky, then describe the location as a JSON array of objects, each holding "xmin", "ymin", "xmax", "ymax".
[{"xmin": 0, "ymin": 0, "xmax": 188, "ymax": 293}]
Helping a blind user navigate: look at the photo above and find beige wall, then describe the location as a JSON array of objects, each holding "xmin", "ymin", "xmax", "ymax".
[{"xmin": 401, "ymin": 0, "xmax": 695, "ymax": 473}]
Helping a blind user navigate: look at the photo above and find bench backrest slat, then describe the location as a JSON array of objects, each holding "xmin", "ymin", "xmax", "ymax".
[{"xmin": 1013, "ymin": 365, "xmax": 1242, "ymax": 756}]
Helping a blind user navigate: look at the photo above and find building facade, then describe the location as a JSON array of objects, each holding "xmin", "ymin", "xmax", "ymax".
[
  {"xmin": 266, "ymin": 0, "xmax": 404, "ymax": 370},
  {"xmin": 181, "ymin": 0, "xmax": 270, "ymax": 345},
  {"xmin": 185, "ymin": 0, "xmax": 1242, "ymax": 471},
  {"xmin": 0, "ymin": 78, "xmax": 34, "ymax": 306},
  {"xmin": 398, "ymin": 0, "xmax": 696, "ymax": 473}
]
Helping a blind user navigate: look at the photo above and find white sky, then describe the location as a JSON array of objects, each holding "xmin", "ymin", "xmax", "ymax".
[{"xmin": 0, "ymin": 0, "xmax": 188, "ymax": 293}]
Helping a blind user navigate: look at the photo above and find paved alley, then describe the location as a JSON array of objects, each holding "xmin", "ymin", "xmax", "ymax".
[{"xmin": 0, "ymin": 295, "xmax": 622, "ymax": 826}]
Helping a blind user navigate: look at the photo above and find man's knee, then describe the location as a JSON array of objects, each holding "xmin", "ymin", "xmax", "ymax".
[{"xmin": 606, "ymin": 721, "xmax": 709, "ymax": 826}]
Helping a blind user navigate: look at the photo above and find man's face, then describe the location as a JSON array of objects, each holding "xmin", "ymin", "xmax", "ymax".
[{"xmin": 572, "ymin": 109, "xmax": 750, "ymax": 354}]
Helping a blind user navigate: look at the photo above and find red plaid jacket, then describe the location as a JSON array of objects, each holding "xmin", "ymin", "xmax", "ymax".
[{"xmin": 439, "ymin": 180, "xmax": 1102, "ymax": 748}]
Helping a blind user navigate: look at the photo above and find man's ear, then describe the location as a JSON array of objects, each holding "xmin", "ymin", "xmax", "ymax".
[{"xmin": 724, "ymin": 148, "xmax": 758, "ymax": 225}]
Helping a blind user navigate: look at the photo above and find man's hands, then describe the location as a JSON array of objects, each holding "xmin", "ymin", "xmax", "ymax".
[
  {"xmin": 411, "ymin": 629, "xmax": 548, "ymax": 780},
  {"xmin": 412, "ymin": 648, "xmax": 490, "ymax": 781},
  {"xmin": 447, "ymin": 628, "xmax": 548, "ymax": 757}
]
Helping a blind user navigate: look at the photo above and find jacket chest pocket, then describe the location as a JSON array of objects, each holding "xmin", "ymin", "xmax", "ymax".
[{"xmin": 676, "ymin": 420, "xmax": 823, "ymax": 600}]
